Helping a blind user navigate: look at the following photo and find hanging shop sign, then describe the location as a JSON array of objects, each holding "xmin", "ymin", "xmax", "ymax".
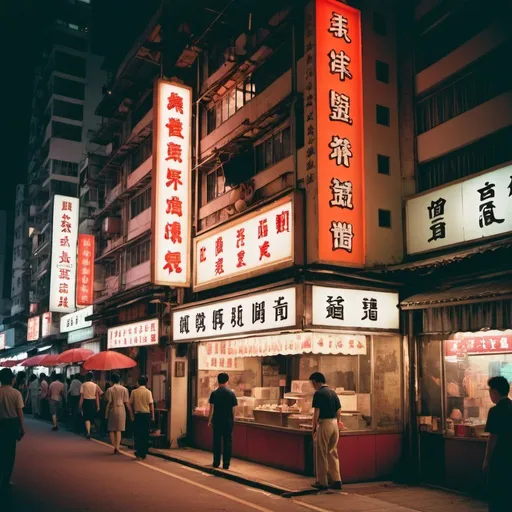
[
  {"xmin": 406, "ymin": 164, "xmax": 512, "ymax": 255},
  {"xmin": 305, "ymin": 0, "xmax": 365, "ymax": 267},
  {"xmin": 0, "ymin": 329, "xmax": 15, "ymax": 350},
  {"xmin": 445, "ymin": 335, "xmax": 512, "ymax": 357},
  {"xmin": 27, "ymin": 316, "xmax": 40, "ymax": 341},
  {"xmin": 68, "ymin": 326, "xmax": 95, "ymax": 345},
  {"xmin": 0, "ymin": 332, "xmax": 4, "ymax": 351},
  {"xmin": 107, "ymin": 318, "xmax": 159, "ymax": 349},
  {"xmin": 198, "ymin": 332, "xmax": 367, "ymax": 370},
  {"xmin": 60, "ymin": 305, "xmax": 94, "ymax": 333},
  {"xmin": 194, "ymin": 196, "xmax": 295, "ymax": 291},
  {"xmin": 311, "ymin": 286, "xmax": 400, "ymax": 330},
  {"xmin": 151, "ymin": 79, "xmax": 192, "ymax": 287},
  {"xmin": 49, "ymin": 195, "xmax": 79, "ymax": 313},
  {"xmin": 41, "ymin": 312, "xmax": 53, "ymax": 338},
  {"xmin": 76, "ymin": 234, "xmax": 95, "ymax": 306},
  {"xmin": 173, "ymin": 286, "xmax": 297, "ymax": 342}
]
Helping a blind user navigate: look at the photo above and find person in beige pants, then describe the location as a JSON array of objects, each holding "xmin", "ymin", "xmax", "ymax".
[{"xmin": 310, "ymin": 372, "xmax": 342, "ymax": 490}]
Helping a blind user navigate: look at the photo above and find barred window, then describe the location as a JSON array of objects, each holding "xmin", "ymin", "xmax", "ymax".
[
  {"xmin": 130, "ymin": 188, "xmax": 151, "ymax": 219},
  {"xmin": 127, "ymin": 240, "xmax": 150, "ymax": 269}
]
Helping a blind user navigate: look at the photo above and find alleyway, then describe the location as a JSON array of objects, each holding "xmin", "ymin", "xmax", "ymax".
[{"xmin": 3, "ymin": 419, "xmax": 487, "ymax": 512}]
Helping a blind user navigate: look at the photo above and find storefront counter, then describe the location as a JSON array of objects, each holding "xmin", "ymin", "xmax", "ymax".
[
  {"xmin": 420, "ymin": 432, "xmax": 487, "ymax": 497},
  {"xmin": 191, "ymin": 415, "xmax": 402, "ymax": 481}
]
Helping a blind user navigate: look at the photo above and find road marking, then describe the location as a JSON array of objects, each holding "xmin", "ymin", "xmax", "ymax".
[
  {"xmin": 91, "ymin": 438, "xmax": 276, "ymax": 512},
  {"xmin": 292, "ymin": 500, "xmax": 333, "ymax": 512}
]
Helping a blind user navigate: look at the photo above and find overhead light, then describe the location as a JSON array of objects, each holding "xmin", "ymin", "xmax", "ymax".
[{"xmin": 37, "ymin": 345, "xmax": 52, "ymax": 352}]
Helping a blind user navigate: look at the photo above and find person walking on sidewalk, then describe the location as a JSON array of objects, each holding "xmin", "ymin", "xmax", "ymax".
[
  {"xmin": 310, "ymin": 372, "xmax": 342, "ymax": 491},
  {"xmin": 130, "ymin": 376, "xmax": 154, "ymax": 460},
  {"xmin": 483, "ymin": 376, "xmax": 512, "ymax": 512},
  {"xmin": 39, "ymin": 373, "xmax": 50, "ymax": 420},
  {"xmin": 105, "ymin": 373, "xmax": 133, "ymax": 454},
  {"xmin": 68, "ymin": 374, "xmax": 82, "ymax": 430},
  {"xmin": 208, "ymin": 372, "xmax": 238, "ymax": 470},
  {"xmin": 79, "ymin": 372, "xmax": 101, "ymax": 439},
  {"xmin": 0, "ymin": 368, "xmax": 26, "ymax": 495},
  {"xmin": 28, "ymin": 375, "xmax": 40, "ymax": 417},
  {"xmin": 48, "ymin": 374, "xmax": 65, "ymax": 431}
]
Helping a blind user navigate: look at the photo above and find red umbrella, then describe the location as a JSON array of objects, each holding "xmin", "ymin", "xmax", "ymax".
[
  {"xmin": 83, "ymin": 351, "xmax": 136, "ymax": 371},
  {"xmin": 39, "ymin": 354, "xmax": 61, "ymax": 367},
  {"xmin": 22, "ymin": 355, "xmax": 49, "ymax": 367},
  {"xmin": 57, "ymin": 348, "xmax": 94, "ymax": 365},
  {"xmin": 0, "ymin": 360, "xmax": 17, "ymax": 367}
]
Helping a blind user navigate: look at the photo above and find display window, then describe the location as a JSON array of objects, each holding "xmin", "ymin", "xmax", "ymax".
[{"xmin": 194, "ymin": 334, "xmax": 402, "ymax": 433}]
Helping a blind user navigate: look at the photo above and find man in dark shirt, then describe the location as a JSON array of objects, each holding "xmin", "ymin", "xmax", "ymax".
[
  {"xmin": 310, "ymin": 372, "xmax": 342, "ymax": 490},
  {"xmin": 208, "ymin": 373, "xmax": 238, "ymax": 470},
  {"xmin": 484, "ymin": 376, "xmax": 512, "ymax": 512}
]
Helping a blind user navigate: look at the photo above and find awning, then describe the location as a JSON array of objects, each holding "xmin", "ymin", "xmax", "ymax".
[{"xmin": 401, "ymin": 279, "xmax": 512, "ymax": 310}]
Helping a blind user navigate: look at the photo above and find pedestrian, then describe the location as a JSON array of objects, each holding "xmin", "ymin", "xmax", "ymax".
[
  {"xmin": 309, "ymin": 372, "xmax": 342, "ymax": 491},
  {"xmin": 105, "ymin": 373, "xmax": 133, "ymax": 454},
  {"xmin": 14, "ymin": 371, "xmax": 28, "ymax": 405},
  {"xmin": 27, "ymin": 374, "xmax": 40, "ymax": 416},
  {"xmin": 0, "ymin": 368, "xmax": 26, "ymax": 495},
  {"xmin": 49, "ymin": 373, "xmax": 65, "ymax": 431},
  {"xmin": 79, "ymin": 372, "xmax": 101, "ymax": 439},
  {"xmin": 68, "ymin": 374, "xmax": 82, "ymax": 430},
  {"xmin": 483, "ymin": 376, "xmax": 512, "ymax": 512},
  {"xmin": 130, "ymin": 376, "xmax": 154, "ymax": 460},
  {"xmin": 207, "ymin": 372, "xmax": 237, "ymax": 470},
  {"xmin": 39, "ymin": 373, "xmax": 50, "ymax": 420}
]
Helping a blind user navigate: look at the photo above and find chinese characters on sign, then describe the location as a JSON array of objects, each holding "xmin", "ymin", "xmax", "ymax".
[
  {"xmin": 194, "ymin": 198, "xmax": 294, "ymax": 290},
  {"xmin": 76, "ymin": 235, "xmax": 95, "ymax": 306},
  {"xmin": 306, "ymin": 0, "xmax": 365, "ymax": 266},
  {"xmin": 60, "ymin": 305, "xmax": 94, "ymax": 333},
  {"xmin": 27, "ymin": 316, "xmax": 40, "ymax": 342},
  {"xmin": 152, "ymin": 80, "xmax": 192, "ymax": 287},
  {"xmin": 406, "ymin": 165, "xmax": 512, "ymax": 254},
  {"xmin": 41, "ymin": 312, "xmax": 52, "ymax": 338},
  {"xmin": 49, "ymin": 195, "xmax": 79, "ymax": 313},
  {"xmin": 312, "ymin": 286, "xmax": 399, "ymax": 330},
  {"xmin": 107, "ymin": 319, "xmax": 159, "ymax": 349},
  {"xmin": 444, "ymin": 335, "xmax": 512, "ymax": 357},
  {"xmin": 173, "ymin": 287, "xmax": 297, "ymax": 341}
]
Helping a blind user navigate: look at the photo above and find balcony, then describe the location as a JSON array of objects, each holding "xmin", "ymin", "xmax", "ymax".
[
  {"xmin": 125, "ymin": 261, "xmax": 150, "ymax": 290},
  {"xmin": 96, "ymin": 275, "xmax": 119, "ymax": 302},
  {"xmin": 100, "ymin": 235, "xmax": 125, "ymax": 258},
  {"xmin": 127, "ymin": 156, "xmax": 152, "ymax": 191},
  {"xmin": 105, "ymin": 182, "xmax": 122, "ymax": 207},
  {"xmin": 127, "ymin": 208, "xmax": 151, "ymax": 241}
]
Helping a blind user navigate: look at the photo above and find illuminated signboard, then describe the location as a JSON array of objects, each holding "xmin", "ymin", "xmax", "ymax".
[
  {"xmin": 445, "ymin": 335, "xmax": 512, "ymax": 357},
  {"xmin": 60, "ymin": 305, "xmax": 94, "ymax": 333},
  {"xmin": 41, "ymin": 312, "xmax": 52, "ymax": 338},
  {"xmin": 305, "ymin": 0, "xmax": 365, "ymax": 267},
  {"xmin": 311, "ymin": 286, "xmax": 399, "ymax": 330},
  {"xmin": 49, "ymin": 195, "xmax": 79, "ymax": 312},
  {"xmin": 151, "ymin": 79, "xmax": 192, "ymax": 287},
  {"xmin": 173, "ymin": 286, "xmax": 297, "ymax": 342},
  {"xmin": 107, "ymin": 319, "xmax": 159, "ymax": 349},
  {"xmin": 76, "ymin": 234, "xmax": 95, "ymax": 306},
  {"xmin": 68, "ymin": 326, "xmax": 95, "ymax": 345},
  {"xmin": 27, "ymin": 316, "xmax": 40, "ymax": 342},
  {"xmin": 406, "ymin": 165, "xmax": 512, "ymax": 255},
  {"xmin": 194, "ymin": 196, "xmax": 294, "ymax": 291}
]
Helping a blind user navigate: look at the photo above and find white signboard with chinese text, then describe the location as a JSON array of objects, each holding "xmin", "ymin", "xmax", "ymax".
[
  {"xmin": 27, "ymin": 316, "xmax": 40, "ymax": 341},
  {"xmin": 49, "ymin": 195, "xmax": 79, "ymax": 312},
  {"xmin": 60, "ymin": 305, "xmax": 94, "ymax": 333},
  {"xmin": 194, "ymin": 198, "xmax": 294, "ymax": 291},
  {"xmin": 198, "ymin": 331, "xmax": 366, "ymax": 370},
  {"xmin": 68, "ymin": 326, "xmax": 95, "ymax": 345},
  {"xmin": 41, "ymin": 312, "xmax": 52, "ymax": 338},
  {"xmin": 406, "ymin": 165, "xmax": 512, "ymax": 255},
  {"xmin": 173, "ymin": 287, "xmax": 297, "ymax": 341},
  {"xmin": 312, "ymin": 286, "xmax": 399, "ymax": 330},
  {"xmin": 152, "ymin": 80, "xmax": 192, "ymax": 287},
  {"xmin": 107, "ymin": 318, "xmax": 159, "ymax": 349}
]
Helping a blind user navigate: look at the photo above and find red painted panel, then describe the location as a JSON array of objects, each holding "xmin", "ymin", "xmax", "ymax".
[
  {"xmin": 375, "ymin": 434, "xmax": 402, "ymax": 478},
  {"xmin": 192, "ymin": 416, "xmax": 213, "ymax": 451},
  {"xmin": 246, "ymin": 427, "xmax": 305, "ymax": 473},
  {"xmin": 338, "ymin": 435, "xmax": 376, "ymax": 482},
  {"xmin": 232, "ymin": 423, "xmax": 247, "ymax": 459}
]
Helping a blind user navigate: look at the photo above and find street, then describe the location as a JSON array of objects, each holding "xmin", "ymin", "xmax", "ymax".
[{"xmin": 3, "ymin": 419, "xmax": 487, "ymax": 512}]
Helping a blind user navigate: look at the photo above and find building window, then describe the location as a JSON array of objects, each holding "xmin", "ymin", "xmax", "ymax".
[
  {"xmin": 130, "ymin": 188, "xmax": 151, "ymax": 219},
  {"xmin": 53, "ymin": 76, "xmax": 85, "ymax": 100},
  {"xmin": 254, "ymin": 125, "xmax": 291, "ymax": 173},
  {"xmin": 206, "ymin": 168, "xmax": 230, "ymax": 203},
  {"xmin": 206, "ymin": 75, "xmax": 256, "ymax": 134},
  {"xmin": 376, "ymin": 105, "xmax": 390, "ymax": 126},
  {"xmin": 378, "ymin": 209, "xmax": 391, "ymax": 228},
  {"xmin": 52, "ymin": 159, "xmax": 79, "ymax": 177},
  {"xmin": 55, "ymin": 51, "xmax": 86, "ymax": 78},
  {"xmin": 52, "ymin": 121, "xmax": 82, "ymax": 141},
  {"xmin": 375, "ymin": 60, "xmax": 389, "ymax": 84},
  {"xmin": 105, "ymin": 259, "xmax": 118, "ymax": 278},
  {"xmin": 127, "ymin": 240, "xmax": 150, "ymax": 269},
  {"xmin": 373, "ymin": 12, "xmax": 387, "ymax": 36},
  {"xmin": 53, "ymin": 99, "xmax": 83, "ymax": 121},
  {"xmin": 377, "ymin": 154, "xmax": 390, "ymax": 175},
  {"xmin": 131, "ymin": 135, "xmax": 152, "ymax": 172}
]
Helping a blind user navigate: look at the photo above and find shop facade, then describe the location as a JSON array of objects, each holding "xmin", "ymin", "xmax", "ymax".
[{"xmin": 173, "ymin": 281, "xmax": 404, "ymax": 481}]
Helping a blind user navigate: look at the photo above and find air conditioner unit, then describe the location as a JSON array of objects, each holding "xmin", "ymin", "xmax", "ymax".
[{"xmin": 102, "ymin": 217, "xmax": 121, "ymax": 237}]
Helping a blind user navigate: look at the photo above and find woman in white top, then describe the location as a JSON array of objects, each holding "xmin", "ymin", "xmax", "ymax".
[
  {"xmin": 104, "ymin": 373, "xmax": 133, "ymax": 454},
  {"xmin": 79, "ymin": 372, "xmax": 102, "ymax": 439}
]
